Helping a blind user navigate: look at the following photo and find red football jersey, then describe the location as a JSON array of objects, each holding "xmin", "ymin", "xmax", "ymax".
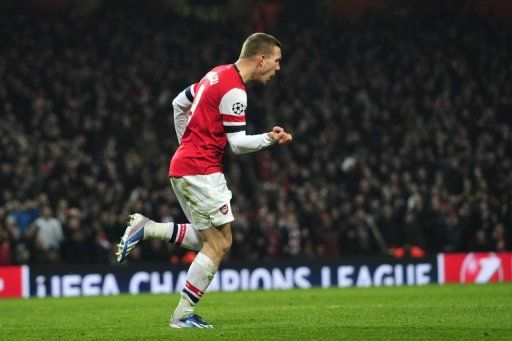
[{"xmin": 169, "ymin": 64, "xmax": 247, "ymax": 176}]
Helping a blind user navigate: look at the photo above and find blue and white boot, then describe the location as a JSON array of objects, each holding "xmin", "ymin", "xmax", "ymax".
[
  {"xmin": 116, "ymin": 213, "xmax": 150, "ymax": 263},
  {"xmin": 170, "ymin": 314, "xmax": 214, "ymax": 329}
]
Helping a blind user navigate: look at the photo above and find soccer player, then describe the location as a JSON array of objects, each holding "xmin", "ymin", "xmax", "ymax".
[{"xmin": 116, "ymin": 33, "xmax": 292, "ymax": 328}]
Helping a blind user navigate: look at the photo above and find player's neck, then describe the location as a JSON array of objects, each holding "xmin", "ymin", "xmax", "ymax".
[{"xmin": 234, "ymin": 59, "xmax": 255, "ymax": 84}]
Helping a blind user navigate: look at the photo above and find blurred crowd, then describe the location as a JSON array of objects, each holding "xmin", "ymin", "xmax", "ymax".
[{"xmin": 0, "ymin": 2, "xmax": 510, "ymax": 265}]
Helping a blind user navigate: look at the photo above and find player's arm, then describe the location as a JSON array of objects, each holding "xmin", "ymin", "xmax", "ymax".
[
  {"xmin": 227, "ymin": 130, "xmax": 275, "ymax": 154},
  {"xmin": 221, "ymin": 88, "xmax": 292, "ymax": 154},
  {"xmin": 171, "ymin": 84, "xmax": 196, "ymax": 143},
  {"xmin": 227, "ymin": 126, "xmax": 292, "ymax": 154}
]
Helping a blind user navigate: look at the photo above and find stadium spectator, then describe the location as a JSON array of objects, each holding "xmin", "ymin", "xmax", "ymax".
[{"xmin": 33, "ymin": 206, "xmax": 64, "ymax": 263}]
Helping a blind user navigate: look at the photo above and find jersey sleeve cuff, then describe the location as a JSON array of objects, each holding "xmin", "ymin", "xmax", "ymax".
[{"xmin": 264, "ymin": 133, "xmax": 276, "ymax": 145}]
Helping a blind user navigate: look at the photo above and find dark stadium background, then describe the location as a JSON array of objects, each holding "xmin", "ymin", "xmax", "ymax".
[{"xmin": 0, "ymin": 0, "xmax": 511, "ymax": 267}]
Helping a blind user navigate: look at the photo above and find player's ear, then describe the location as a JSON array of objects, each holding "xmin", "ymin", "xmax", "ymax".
[{"xmin": 257, "ymin": 55, "xmax": 265, "ymax": 68}]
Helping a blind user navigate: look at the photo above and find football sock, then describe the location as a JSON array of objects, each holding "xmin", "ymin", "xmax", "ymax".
[
  {"xmin": 173, "ymin": 252, "xmax": 217, "ymax": 320},
  {"xmin": 143, "ymin": 221, "xmax": 169, "ymax": 240},
  {"xmin": 144, "ymin": 221, "xmax": 203, "ymax": 251}
]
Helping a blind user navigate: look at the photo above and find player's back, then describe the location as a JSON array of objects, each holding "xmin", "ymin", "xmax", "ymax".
[{"xmin": 169, "ymin": 64, "xmax": 246, "ymax": 177}]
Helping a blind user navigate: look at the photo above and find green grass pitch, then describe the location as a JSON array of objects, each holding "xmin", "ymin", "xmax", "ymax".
[{"xmin": 1, "ymin": 283, "xmax": 511, "ymax": 340}]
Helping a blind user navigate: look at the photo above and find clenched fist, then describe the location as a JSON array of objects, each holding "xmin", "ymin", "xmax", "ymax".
[{"xmin": 268, "ymin": 126, "xmax": 293, "ymax": 144}]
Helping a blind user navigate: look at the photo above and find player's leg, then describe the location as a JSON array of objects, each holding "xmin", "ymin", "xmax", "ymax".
[
  {"xmin": 196, "ymin": 222, "xmax": 232, "ymax": 267},
  {"xmin": 169, "ymin": 173, "xmax": 234, "ymax": 328},
  {"xmin": 170, "ymin": 223, "xmax": 232, "ymax": 328},
  {"xmin": 145, "ymin": 220, "xmax": 202, "ymax": 250},
  {"xmin": 142, "ymin": 177, "xmax": 207, "ymax": 251},
  {"xmin": 116, "ymin": 178, "xmax": 205, "ymax": 263},
  {"xmin": 116, "ymin": 215, "xmax": 203, "ymax": 262}
]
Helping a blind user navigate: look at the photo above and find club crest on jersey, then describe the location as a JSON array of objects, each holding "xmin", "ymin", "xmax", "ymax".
[
  {"xmin": 220, "ymin": 204, "xmax": 229, "ymax": 215},
  {"xmin": 232, "ymin": 102, "xmax": 245, "ymax": 115}
]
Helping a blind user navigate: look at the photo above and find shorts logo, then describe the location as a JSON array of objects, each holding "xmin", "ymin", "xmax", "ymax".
[
  {"xmin": 231, "ymin": 102, "xmax": 245, "ymax": 115},
  {"xmin": 220, "ymin": 204, "xmax": 229, "ymax": 215}
]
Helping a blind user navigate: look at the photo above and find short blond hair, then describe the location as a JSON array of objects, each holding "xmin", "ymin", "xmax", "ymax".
[{"xmin": 239, "ymin": 33, "xmax": 281, "ymax": 58}]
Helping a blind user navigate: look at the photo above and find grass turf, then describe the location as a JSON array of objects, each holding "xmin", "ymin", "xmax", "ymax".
[{"xmin": 1, "ymin": 283, "xmax": 511, "ymax": 340}]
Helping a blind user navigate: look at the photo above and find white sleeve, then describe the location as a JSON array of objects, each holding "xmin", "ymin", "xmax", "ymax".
[
  {"xmin": 172, "ymin": 85, "xmax": 195, "ymax": 143},
  {"xmin": 219, "ymin": 87, "xmax": 275, "ymax": 154},
  {"xmin": 227, "ymin": 131, "xmax": 275, "ymax": 154},
  {"xmin": 220, "ymin": 88, "xmax": 247, "ymax": 134}
]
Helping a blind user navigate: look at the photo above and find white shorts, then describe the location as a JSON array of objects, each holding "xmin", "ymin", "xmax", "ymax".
[{"xmin": 170, "ymin": 172, "xmax": 234, "ymax": 230}]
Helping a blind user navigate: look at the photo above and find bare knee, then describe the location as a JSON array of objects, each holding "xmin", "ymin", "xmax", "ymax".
[
  {"xmin": 211, "ymin": 235, "xmax": 231, "ymax": 259},
  {"xmin": 213, "ymin": 223, "xmax": 232, "ymax": 258},
  {"xmin": 200, "ymin": 223, "xmax": 233, "ymax": 263}
]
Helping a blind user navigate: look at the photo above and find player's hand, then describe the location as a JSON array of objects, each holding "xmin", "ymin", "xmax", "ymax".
[{"xmin": 268, "ymin": 126, "xmax": 292, "ymax": 144}]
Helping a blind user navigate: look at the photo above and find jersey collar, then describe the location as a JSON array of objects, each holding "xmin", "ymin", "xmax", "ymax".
[{"xmin": 232, "ymin": 64, "xmax": 245, "ymax": 85}]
